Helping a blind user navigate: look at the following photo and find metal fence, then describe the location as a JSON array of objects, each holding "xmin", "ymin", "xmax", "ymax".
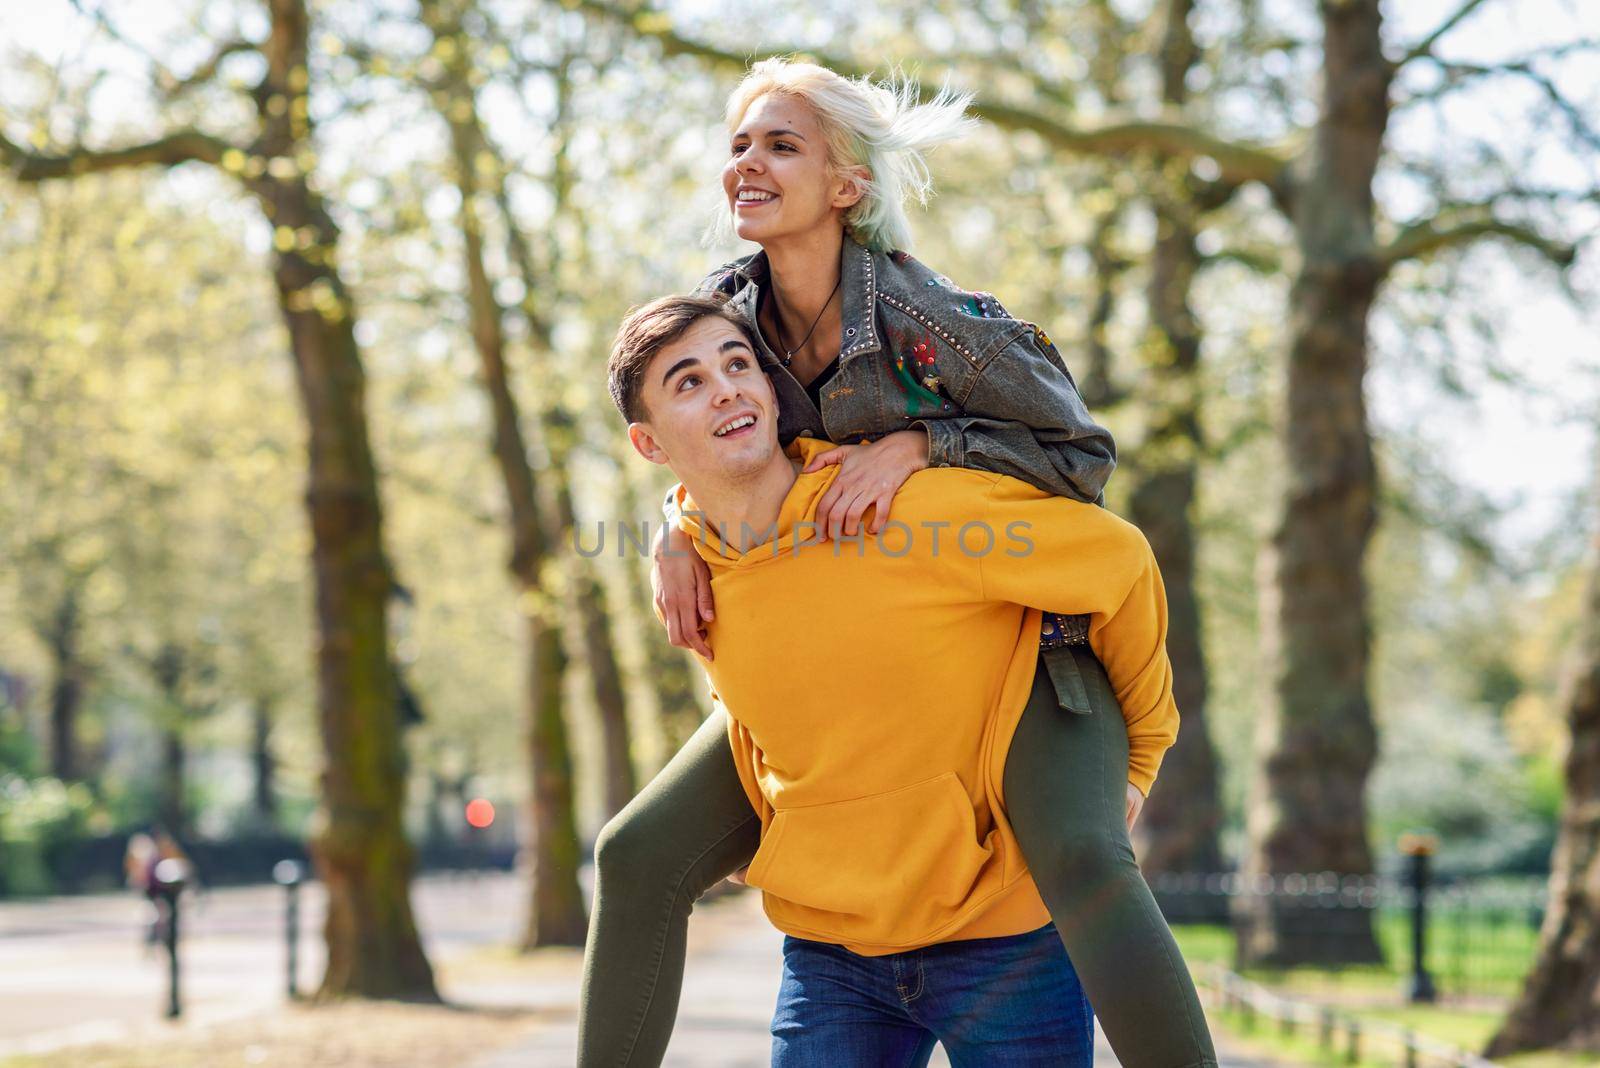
[
  {"xmin": 1151, "ymin": 871, "xmax": 1547, "ymax": 1001},
  {"xmin": 1203, "ymin": 965, "xmax": 1501, "ymax": 1067}
]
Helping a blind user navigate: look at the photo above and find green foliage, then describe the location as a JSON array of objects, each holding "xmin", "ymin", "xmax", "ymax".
[
  {"xmin": 1369, "ymin": 701, "xmax": 1553, "ymax": 875},
  {"xmin": 0, "ymin": 774, "xmax": 97, "ymax": 896},
  {"xmin": 0, "ymin": 701, "xmax": 37, "ymax": 776}
]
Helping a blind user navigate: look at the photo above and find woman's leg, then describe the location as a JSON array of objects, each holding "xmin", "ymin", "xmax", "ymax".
[
  {"xmin": 1003, "ymin": 646, "xmax": 1218, "ymax": 1068},
  {"xmin": 578, "ymin": 709, "xmax": 761, "ymax": 1067}
]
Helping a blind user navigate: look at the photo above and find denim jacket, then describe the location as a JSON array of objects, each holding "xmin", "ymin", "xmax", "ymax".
[
  {"xmin": 688, "ymin": 236, "xmax": 1118, "ymax": 672},
  {"xmin": 696, "ymin": 236, "xmax": 1114, "ymax": 502}
]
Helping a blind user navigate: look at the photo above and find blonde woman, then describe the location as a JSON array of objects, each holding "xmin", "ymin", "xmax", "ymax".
[{"xmin": 580, "ymin": 59, "xmax": 1216, "ymax": 1068}]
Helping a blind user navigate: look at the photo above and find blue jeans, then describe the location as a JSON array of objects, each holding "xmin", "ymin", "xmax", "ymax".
[{"xmin": 771, "ymin": 924, "xmax": 1094, "ymax": 1067}]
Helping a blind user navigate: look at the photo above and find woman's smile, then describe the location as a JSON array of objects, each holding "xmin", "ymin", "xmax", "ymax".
[{"xmin": 735, "ymin": 187, "xmax": 779, "ymax": 211}]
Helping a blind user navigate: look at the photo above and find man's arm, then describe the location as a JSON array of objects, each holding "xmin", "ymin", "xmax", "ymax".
[{"xmin": 975, "ymin": 477, "xmax": 1178, "ymax": 795}]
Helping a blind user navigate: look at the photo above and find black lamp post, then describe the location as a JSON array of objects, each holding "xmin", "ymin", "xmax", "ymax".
[
  {"xmin": 272, "ymin": 859, "xmax": 305, "ymax": 1000},
  {"xmin": 151, "ymin": 857, "xmax": 190, "ymax": 1019},
  {"xmin": 1399, "ymin": 833, "xmax": 1439, "ymax": 1004}
]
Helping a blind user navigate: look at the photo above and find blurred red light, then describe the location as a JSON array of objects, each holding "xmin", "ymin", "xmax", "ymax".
[{"xmin": 465, "ymin": 797, "xmax": 495, "ymax": 829}]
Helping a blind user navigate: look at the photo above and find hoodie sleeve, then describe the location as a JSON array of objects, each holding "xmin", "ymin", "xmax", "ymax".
[{"xmin": 975, "ymin": 477, "xmax": 1178, "ymax": 794}]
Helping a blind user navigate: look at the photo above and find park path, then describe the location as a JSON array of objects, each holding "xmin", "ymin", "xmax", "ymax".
[
  {"xmin": 0, "ymin": 870, "xmax": 523, "ymax": 1057},
  {"xmin": 470, "ymin": 888, "xmax": 1282, "ymax": 1067},
  {"xmin": 0, "ymin": 872, "xmax": 1282, "ymax": 1066}
]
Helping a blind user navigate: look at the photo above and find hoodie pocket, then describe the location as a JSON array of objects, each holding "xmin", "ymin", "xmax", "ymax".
[{"xmin": 744, "ymin": 771, "xmax": 995, "ymax": 946}]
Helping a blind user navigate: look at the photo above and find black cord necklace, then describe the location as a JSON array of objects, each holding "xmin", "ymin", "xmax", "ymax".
[{"xmin": 771, "ymin": 273, "xmax": 842, "ymax": 368}]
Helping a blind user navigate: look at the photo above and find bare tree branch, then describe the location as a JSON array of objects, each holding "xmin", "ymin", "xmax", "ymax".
[
  {"xmin": 975, "ymin": 100, "xmax": 1289, "ymax": 186},
  {"xmin": 1397, "ymin": 36, "xmax": 1600, "ymax": 107},
  {"xmin": 0, "ymin": 129, "xmax": 234, "ymax": 181},
  {"xmin": 67, "ymin": 0, "xmax": 180, "ymax": 86},
  {"xmin": 160, "ymin": 39, "xmax": 259, "ymax": 97},
  {"xmin": 568, "ymin": 0, "xmax": 1291, "ymax": 189},
  {"xmin": 1380, "ymin": 213, "xmax": 1577, "ymax": 270},
  {"xmin": 1201, "ymin": 244, "xmax": 1284, "ymax": 275},
  {"xmin": 1397, "ymin": 0, "xmax": 1498, "ymax": 66},
  {"xmin": 1428, "ymin": 58, "xmax": 1600, "ymax": 153}
]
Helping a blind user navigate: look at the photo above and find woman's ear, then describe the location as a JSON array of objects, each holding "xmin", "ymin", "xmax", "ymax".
[{"xmin": 832, "ymin": 166, "xmax": 869, "ymax": 210}]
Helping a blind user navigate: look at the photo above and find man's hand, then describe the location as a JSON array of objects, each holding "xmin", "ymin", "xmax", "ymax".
[
  {"xmin": 806, "ymin": 429, "xmax": 929, "ymax": 539},
  {"xmin": 652, "ymin": 523, "xmax": 715, "ymax": 660},
  {"xmin": 1126, "ymin": 783, "xmax": 1145, "ymax": 834}
]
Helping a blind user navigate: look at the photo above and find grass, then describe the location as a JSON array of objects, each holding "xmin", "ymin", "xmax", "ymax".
[
  {"xmin": 1172, "ymin": 906, "xmax": 1540, "ymax": 1003},
  {"xmin": 1174, "ymin": 919, "xmax": 1593, "ymax": 1068},
  {"xmin": 1208, "ymin": 1001, "xmax": 1592, "ymax": 1068}
]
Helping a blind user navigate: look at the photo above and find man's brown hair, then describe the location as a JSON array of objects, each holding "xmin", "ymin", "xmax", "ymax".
[{"xmin": 607, "ymin": 293, "xmax": 761, "ymax": 423}]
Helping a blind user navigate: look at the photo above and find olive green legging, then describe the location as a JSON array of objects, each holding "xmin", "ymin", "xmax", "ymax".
[{"xmin": 577, "ymin": 646, "xmax": 1217, "ymax": 1067}]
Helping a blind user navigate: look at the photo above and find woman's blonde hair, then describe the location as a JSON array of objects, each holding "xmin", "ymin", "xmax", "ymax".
[{"xmin": 721, "ymin": 58, "xmax": 976, "ymax": 253}]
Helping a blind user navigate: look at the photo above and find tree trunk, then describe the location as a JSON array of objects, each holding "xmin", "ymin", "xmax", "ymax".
[
  {"xmin": 1235, "ymin": 0, "xmax": 1392, "ymax": 966},
  {"xmin": 1128, "ymin": 235, "xmax": 1224, "ymax": 884},
  {"xmin": 522, "ymin": 608, "xmax": 589, "ymax": 947},
  {"xmin": 44, "ymin": 587, "xmax": 84, "ymax": 782},
  {"xmin": 422, "ymin": 0, "xmax": 587, "ymax": 947},
  {"xmin": 423, "ymin": 770, "xmax": 448, "ymax": 846},
  {"xmin": 250, "ymin": 697, "xmax": 278, "ymax": 829},
  {"xmin": 1128, "ymin": 216, "xmax": 1225, "ymax": 884},
  {"xmin": 470, "ymin": 44, "xmax": 639, "ymax": 817},
  {"xmin": 258, "ymin": 0, "xmax": 435, "ymax": 1001},
  {"xmin": 546, "ymin": 413, "xmax": 638, "ymax": 817},
  {"xmin": 1128, "ymin": 0, "xmax": 1225, "ymax": 896},
  {"xmin": 1078, "ymin": 205, "xmax": 1125, "ymax": 411},
  {"xmin": 150, "ymin": 644, "xmax": 189, "ymax": 838},
  {"xmin": 1487, "ymin": 468, "xmax": 1600, "ymax": 1056},
  {"xmin": 574, "ymin": 560, "xmax": 637, "ymax": 816},
  {"xmin": 159, "ymin": 727, "xmax": 186, "ymax": 838},
  {"xmin": 615, "ymin": 465, "xmax": 706, "ymax": 761}
]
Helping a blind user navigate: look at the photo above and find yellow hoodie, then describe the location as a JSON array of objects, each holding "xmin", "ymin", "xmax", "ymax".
[{"xmin": 677, "ymin": 437, "xmax": 1178, "ymax": 955}]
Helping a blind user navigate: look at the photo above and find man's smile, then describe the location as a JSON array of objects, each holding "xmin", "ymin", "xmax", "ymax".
[{"xmin": 713, "ymin": 412, "xmax": 759, "ymax": 438}]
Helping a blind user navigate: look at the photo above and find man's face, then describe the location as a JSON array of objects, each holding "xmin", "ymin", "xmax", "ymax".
[{"xmin": 628, "ymin": 316, "xmax": 781, "ymax": 486}]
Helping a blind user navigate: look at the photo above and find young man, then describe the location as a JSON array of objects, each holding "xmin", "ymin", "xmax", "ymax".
[{"xmin": 607, "ymin": 294, "xmax": 1179, "ymax": 1065}]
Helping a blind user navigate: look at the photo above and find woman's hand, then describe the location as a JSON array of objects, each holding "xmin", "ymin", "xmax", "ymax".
[
  {"xmin": 1126, "ymin": 783, "xmax": 1145, "ymax": 834},
  {"xmin": 652, "ymin": 523, "xmax": 715, "ymax": 660},
  {"xmin": 806, "ymin": 429, "xmax": 930, "ymax": 539}
]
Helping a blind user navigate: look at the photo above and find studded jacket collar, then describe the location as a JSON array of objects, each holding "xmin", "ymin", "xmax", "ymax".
[{"xmin": 695, "ymin": 234, "xmax": 1116, "ymax": 507}]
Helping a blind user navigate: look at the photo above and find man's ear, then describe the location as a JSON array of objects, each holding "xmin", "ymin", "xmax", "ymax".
[
  {"xmin": 628, "ymin": 422, "xmax": 671, "ymax": 466},
  {"xmin": 832, "ymin": 166, "xmax": 869, "ymax": 210}
]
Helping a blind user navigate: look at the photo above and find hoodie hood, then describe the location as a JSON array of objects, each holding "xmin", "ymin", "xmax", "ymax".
[{"xmin": 674, "ymin": 437, "xmax": 843, "ymax": 569}]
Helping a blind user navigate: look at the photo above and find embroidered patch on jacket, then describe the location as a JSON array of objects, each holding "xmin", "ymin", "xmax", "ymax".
[
  {"xmin": 886, "ymin": 325, "xmax": 950, "ymax": 417},
  {"xmin": 958, "ymin": 292, "xmax": 1012, "ymax": 320}
]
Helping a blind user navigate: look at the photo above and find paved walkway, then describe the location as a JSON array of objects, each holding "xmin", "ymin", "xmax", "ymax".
[
  {"xmin": 0, "ymin": 871, "xmax": 524, "ymax": 1057},
  {"xmin": 1, "ymin": 873, "xmax": 1281, "ymax": 1066},
  {"xmin": 470, "ymin": 889, "xmax": 1280, "ymax": 1067}
]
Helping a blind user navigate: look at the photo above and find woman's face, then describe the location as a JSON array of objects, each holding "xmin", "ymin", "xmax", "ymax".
[{"xmin": 721, "ymin": 93, "xmax": 858, "ymax": 247}]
